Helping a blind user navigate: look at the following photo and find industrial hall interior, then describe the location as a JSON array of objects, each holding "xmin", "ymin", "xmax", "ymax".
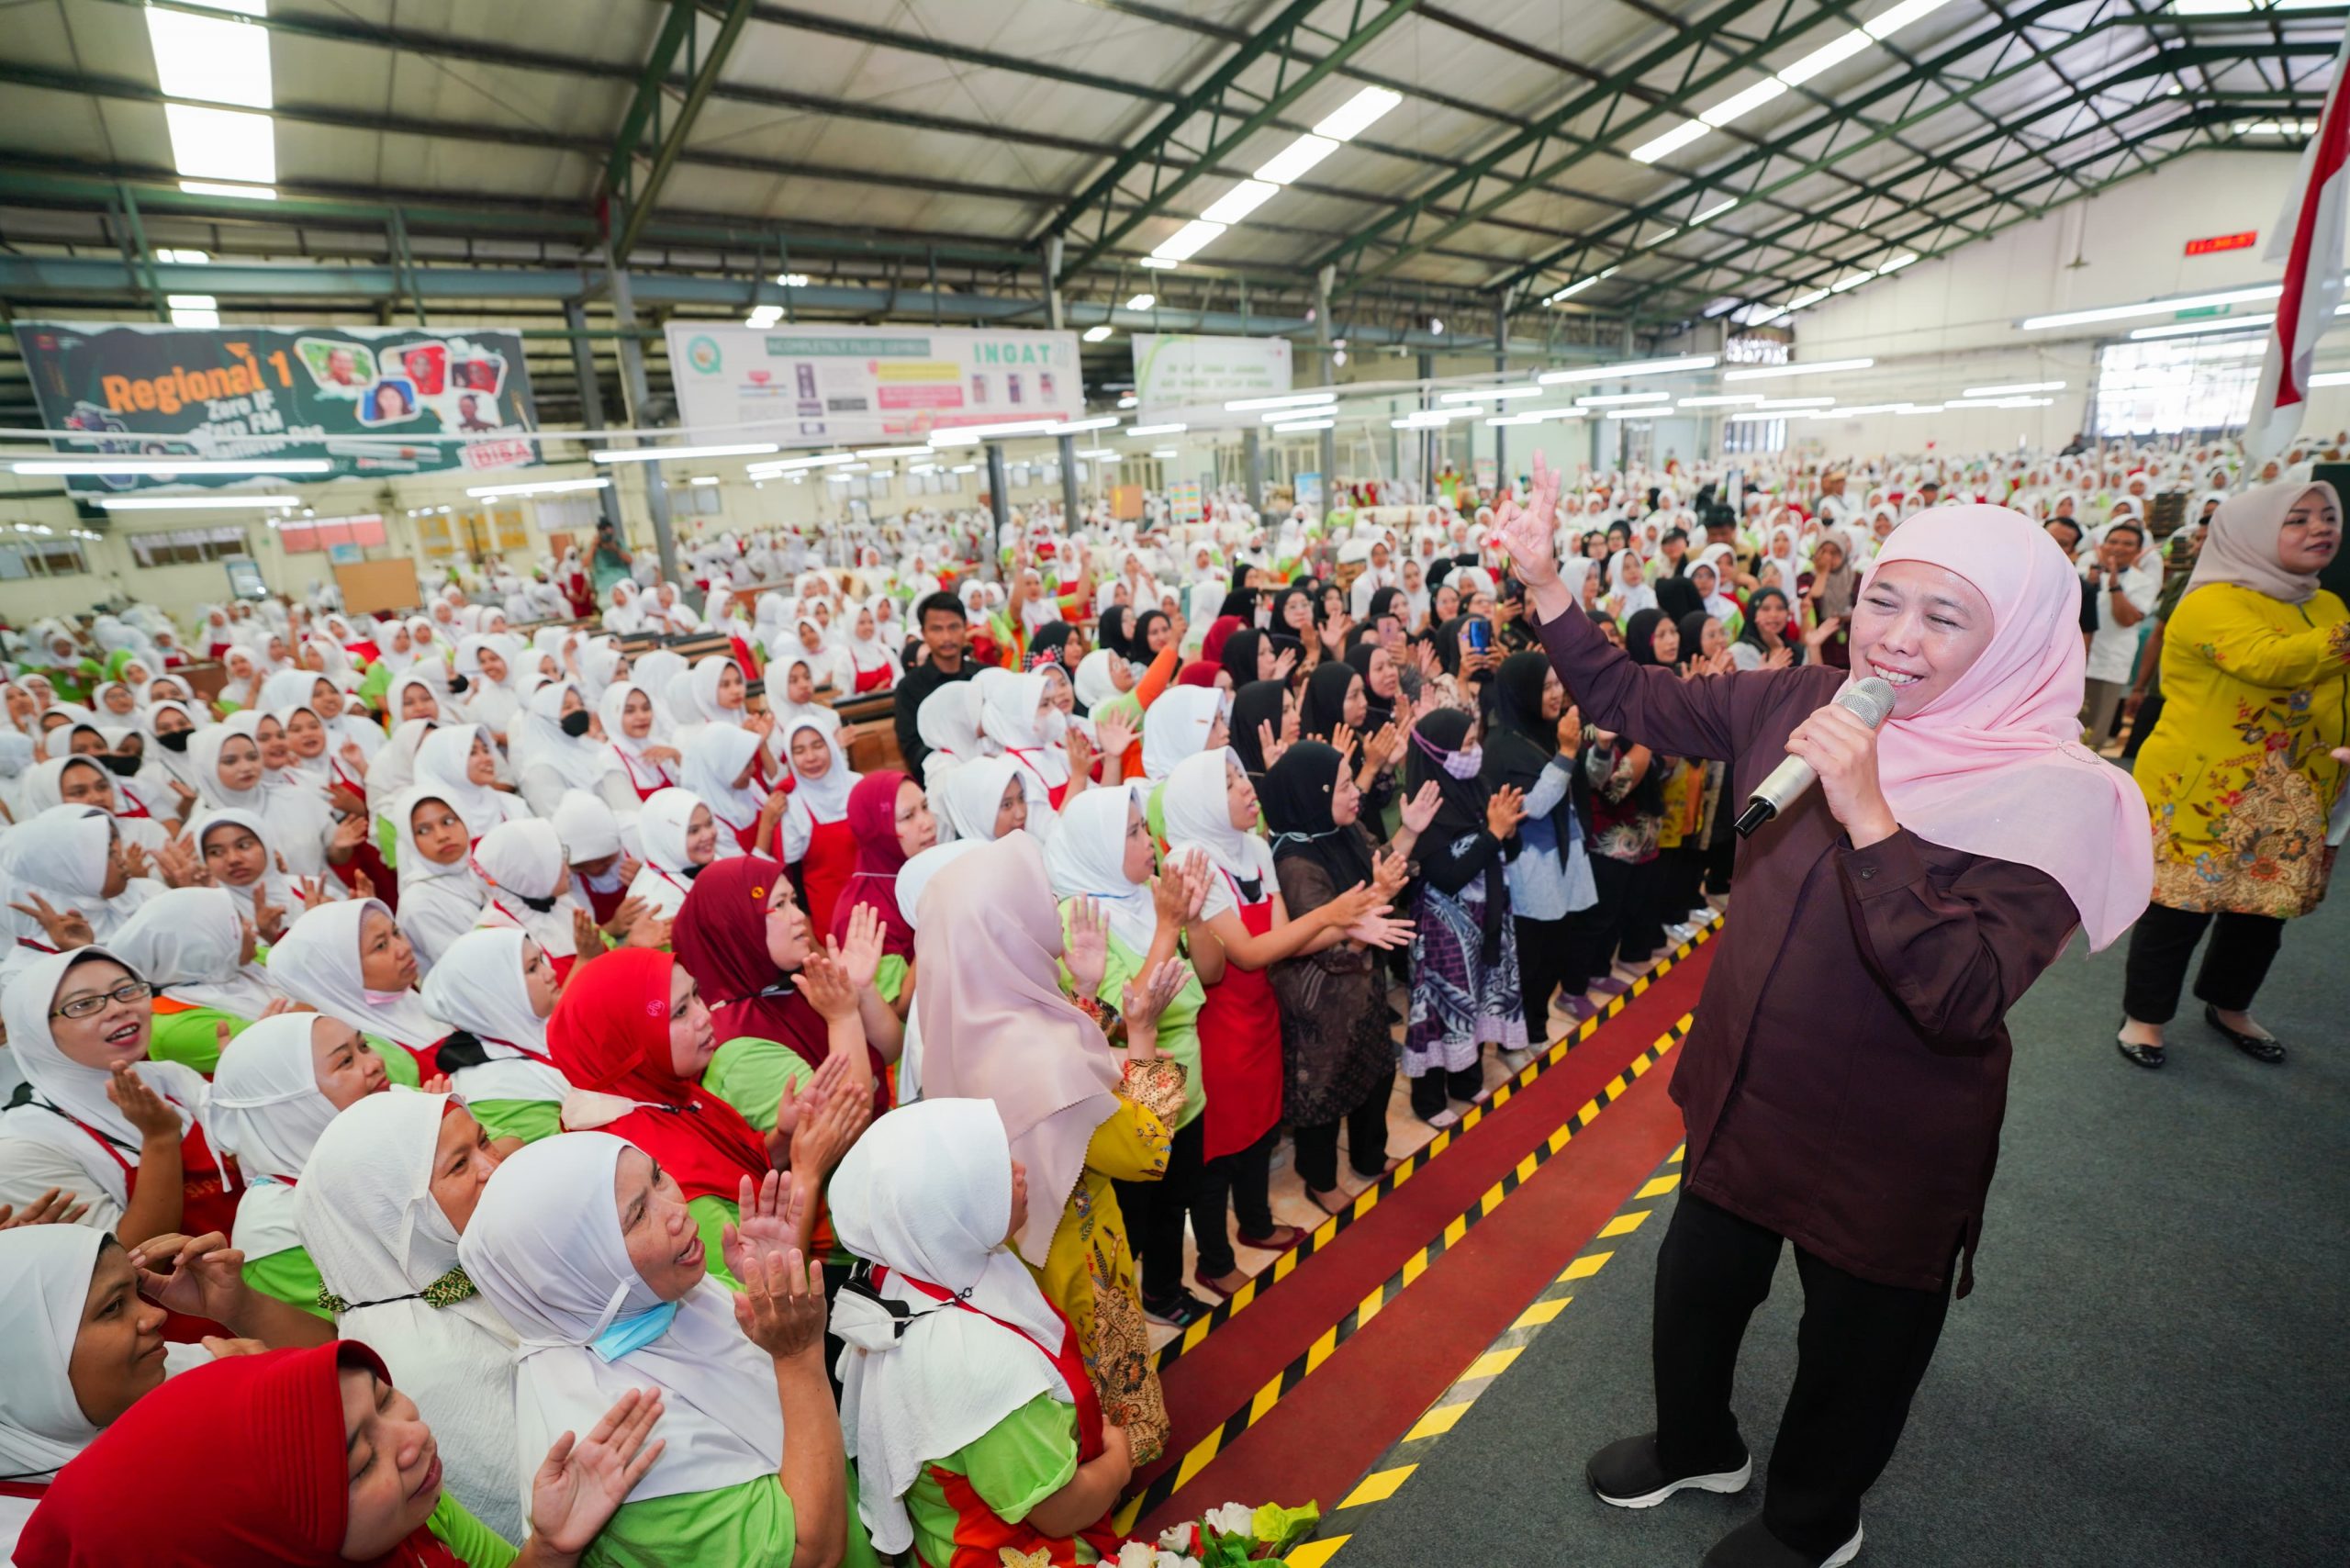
[{"xmin": 0, "ymin": 3, "xmax": 2344, "ymax": 1567}]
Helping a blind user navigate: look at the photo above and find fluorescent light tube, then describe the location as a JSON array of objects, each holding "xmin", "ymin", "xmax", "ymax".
[
  {"xmin": 1701, "ymin": 79, "xmax": 1787, "ymax": 128},
  {"xmin": 1962, "ymin": 380, "xmax": 2065, "ymax": 397},
  {"xmin": 1629, "ymin": 119, "xmax": 1710, "ymax": 164},
  {"xmin": 1313, "ymin": 86, "xmax": 1403, "ymax": 142},
  {"xmin": 1225, "ymin": 391, "xmax": 1337, "ymax": 411},
  {"xmin": 1538, "ymin": 354, "xmax": 1717, "ymax": 385},
  {"xmin": 1722, "ymin": 357, "xmax": 1874, "ymax": 382},
  {"xmin": 1777, "ymin": 28, "xmax": 1873, "ymax": 87},
  {"xmin": 854, "ymin": 445, "xmax": 936, "ymax": 459},
  {"xmin": 13, "ymin": 457, "xmax": 331, "ymax": 476},
  {"xmin": 97, "ymin": 494, "xmax": 301, "ymax": 510},
  {"xmin": 1148, "ymin": 219, "xmax": 1227, "ymax": 263},
  {"xmin": 1126, "ymin": 423, "xmax": 1188, "ymax": 436},
  {"xmin": 1438, "ymin": 385, "xmax": 1546, "ymax": 402},
  {"xmin": 2021, "ymin": 283, "xmax": 2283, "ymax": 330},
  {"xmin": 1576, "ymin": 391, "xmax": 1671, "ymax": 407},
  {"xmin": 592, "ymin": 442, "xmax": 779, "ymax": 464},
  {"xmin": 464, "ymin": 478, "xmax": 611, "ymax": 498},
  {"xmin": 1270, "ymin": 419, "xmax": 1335, "ymax": 432},
  {"xmin": 1200, "ymin": 181, "xmax": 1279, "ymax": 225},
  {"xmin": 1675, "ymin": 395, "xmax": 1765, "ymax": 408},
  {"xmin": 1083, "ymin": 324, "xmax": 1113, "ymax": 342},
  {"xmin": 1124, "ymin": 293, "xmax": 1157, "ymax": 312}
]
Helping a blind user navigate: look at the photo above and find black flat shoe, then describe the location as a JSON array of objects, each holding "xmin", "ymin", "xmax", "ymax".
[
  {"xmin": 2205, "ymin": 1003, "xmax": 2287, "ymax": 1063},
  {"xmin": 2115, "ymin": 1032, "xmax": 2165, "ymax": 1070},
  {"xmin": 1142, "ymin": 1291, "xmax": 1214, "ymax": 1328},
  {"xmin": 1701, "ymin": 1517, "xmax": 1863, "ymax": 1568},
  {"xmin": 1586, "ymin": 1432, "xmax": 1751, "ymax": 1509}
]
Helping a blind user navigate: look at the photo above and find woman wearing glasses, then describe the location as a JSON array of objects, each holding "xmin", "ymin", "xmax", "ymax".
[{"xmin": 0, "ymin": 947, "xmax": 243, "ymax": 1337}]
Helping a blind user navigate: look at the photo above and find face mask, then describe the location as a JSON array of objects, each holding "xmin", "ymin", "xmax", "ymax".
[
  {"xmin": 559, "ymin": 710, "xmax": 593, "ymax": 738},
  {"xmin": 157, "ymin": 729, "xmax": 193, "ymax": 754},
  {"xmin": 1444, "ymin": 743, "xmax": 1484, "ymax": 779},
  {"xmin": 1037, "ymin": 709, "xmax": 1069, "ymax": 744},
  {"xmin": 99, "ymin": 753, "xmax": 142, "ymax": 778},
  {"xmin": 447, "ymin": 674, "xmax": 470, "ymax": 695}
]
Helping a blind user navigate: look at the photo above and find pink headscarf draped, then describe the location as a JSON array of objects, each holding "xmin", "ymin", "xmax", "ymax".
[{"xmin": 1860, "ymin": 505, "xmax": 2153, "ymax": 952}]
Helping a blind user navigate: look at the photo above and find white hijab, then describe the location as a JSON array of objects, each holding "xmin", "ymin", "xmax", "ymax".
[
  {"xmin": 413, "ymin": 722, "xmax": 522, "ymax": 838},
  {"xmin": 470, "ymin": 819, "xmax": 582, "ymax": 961},
  {"xmin": 1163, "ymin": 745, "xmax": 1273, "ymax": 916},
  {"xmin": 1043, "ymin": 783, "xmax": 1157, "ymax": 955},
  {"xmin": 364, "ymin": 717, "xmax": 438, "ymax": 813},
  {"xmin": 0, "ymin": 946, "xmax": 210, "ymax": 1206},
  {"xmin": 913, "ymin": 682, "xmax": 984, "ymax": 785},
  {"xmin": 387, "ymin": 787, "xmax": 487, "ymax": 970},
  {"xmin": 460, "ymin": 1132, "xmax": 786, "ymax": 1507},
  {"xmin": 935, "ymin": 755, "xmax": 1024, "ymax": 845},
  {"xmin": 107, "ymin": 885, "xmax": 285, "ymax": 1017},
  {"xmin": 779, "ymin": 717, "xmax": 856, "ymax": 823},
  {"xmin": 598, "ymin": 682, "xmax": 677, "ymax": 791},
  {"xmin": 208, "ymin": 1012, "xmax": 349, "ymax": 1264},
  {"xmin": 681, "ymin": 724, "xmax": 769, "ymax": 834},
  {"xmin": 829, "ymin": 1099, "xmax": 1068, "ymax": 1556},
  {"xmin": 268, "ymin": 897, "xmax": 452, "ymax": 1054},
  {"xmin": 510, "ymin": 681, "xmax": 619, "ymax": 793},
  {"xmin": 296, "ymin": 1091, "xmax": 527, "ymax": 1542},
  {"xmin": 979, "ymin": 670, "xmax": 1069, "ymax": 794},
  {"xmin": 1140, "ymin": 685, "xmax": 1227, "ymax": 782},
  {"xmin": 418, "ymin": 928, "xmax": 570, "ymax": 1105}
]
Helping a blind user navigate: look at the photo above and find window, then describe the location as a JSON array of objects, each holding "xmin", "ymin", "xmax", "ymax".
[
  {"xmin": 2093, "ymin": 338, "xmax": 2263, "ymax": 438},
  {"xmin": 1722, "ymin": 417, "xmax": 1786, "ymax": 454},
  {"xmin": 0, "ymin": 537, "xmax": 90, "ymax": 578},
  {"xmin": 129, "ymin": 525, "xmax": 248, "ymax": 566}
]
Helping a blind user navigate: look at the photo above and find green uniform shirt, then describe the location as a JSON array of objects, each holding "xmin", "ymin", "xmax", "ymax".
[
  {"xmin": 241, "ymin": 1243, "xmax": 330, "ymax": 1321},
  {"xmin": 904, "ymin": 1394, "xmax": 1093, "ymax": 1568},
  {"xmin": 426, "ymin": 1489, "xmax": 517, "ymax": 1567}
]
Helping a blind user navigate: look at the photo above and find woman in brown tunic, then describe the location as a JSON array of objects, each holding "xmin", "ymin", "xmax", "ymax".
[{"xmin": 1498, "ymin": 459, "xmax": 2154, "ymax": 1568}]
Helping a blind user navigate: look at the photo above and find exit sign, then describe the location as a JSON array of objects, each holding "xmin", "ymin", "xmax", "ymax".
[{"xmin": 2185, "ymin": 231, "xmax": 2256, "ymax": 256}]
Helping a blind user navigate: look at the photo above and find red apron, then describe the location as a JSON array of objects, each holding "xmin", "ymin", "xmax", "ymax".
[
  {"xmin": 613, "ymin": 748, "xmax": 675, "ymax": 802},
  {"xmin": 1006, "ymin": 749, "xmax": 1069, "ymax": 813},
  {"xmin": 582, "ymin": 877, "xmax": 627, "ymax": 925},
  {"xmin": 853, "ymin": 661, "xmax": 893, "ymax": 694},
  {"xmin": 881, "ymin": 1270, "xmax": 1124, "ymax": 1568},
  {"xmin": 788, "ymin": 812, "xmax": 857, "ymax": 936},
  {"xmin": 1195, "ymin": 870, "xmax": 1283, "ymax": 1161},
  {"xmin": 58, "ymin": 1108, "xmax": 241, "ymax": 1341}
]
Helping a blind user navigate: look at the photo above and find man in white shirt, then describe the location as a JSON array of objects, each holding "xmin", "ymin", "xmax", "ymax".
[{"xmin": 2080, "ymin": 519, "xmax": 2156, "ymax": 748}]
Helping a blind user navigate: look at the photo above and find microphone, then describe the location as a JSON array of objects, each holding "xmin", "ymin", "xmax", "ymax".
[{"xmin": 1733, "ymin": 677, "xmax": 1897, "ymax": 839}]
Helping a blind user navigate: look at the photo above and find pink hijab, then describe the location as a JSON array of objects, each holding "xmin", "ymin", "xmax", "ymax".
[
  {"xmin": 910, "ymin": 832, "xmax": 1119, "ymax": 1267},
  {"xmin": 1860, "ymin": 505, "xmax": 2153, "ymax": 951}
]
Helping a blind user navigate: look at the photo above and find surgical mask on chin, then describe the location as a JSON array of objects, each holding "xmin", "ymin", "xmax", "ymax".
[
  {"xmin": 559, "ymin": 709, "xmax": 593, "ymax": 737},
  {"xmin": 156, "ymin": 730, "xmax": 193, "ymax": 754},
  {"xmin": 1037, "ymin": 709, "xmax": 1069, "ymax": 744}
]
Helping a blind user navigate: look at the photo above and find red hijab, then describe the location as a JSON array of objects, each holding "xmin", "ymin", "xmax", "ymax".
[
  {"xmin": 549, "ymin": 946, "xmax": 770, "ymax": 1203},
  {"xmin": 1201, "ymin": 614, "xmax": 1244, "ymax": 666},
  {"xmin": 18, "ymin": 1342, "xmax": 462, "ymax": 1568},
  {"xmin": 1174, "ymin": 660, "xmax": 1221, "ymax": 689},
  {"xmin": 672, "ymin": 854, "xmax": 831, "ymax": 1065},
  {"xmin": 831, "ymin": 770, "xmax": 914, "ymax": 958}
]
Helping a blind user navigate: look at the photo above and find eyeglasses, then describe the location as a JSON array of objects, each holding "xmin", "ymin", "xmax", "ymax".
[{"xmin": 52, "ymin": 980, "xmax": 155, "ymax": 1020}]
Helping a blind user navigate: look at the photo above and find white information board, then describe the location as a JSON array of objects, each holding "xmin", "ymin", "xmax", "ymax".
[{"xmin": 1131, "ymin": 333, "xmax": 1293, "ymax": 413}]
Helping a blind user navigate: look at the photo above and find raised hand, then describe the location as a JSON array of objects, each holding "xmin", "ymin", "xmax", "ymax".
[
  {"xmin": 1179, "ymin": 852, "xmax": 1211, "ymax": 919},
  {"xmin": 722, "ymin": 1170, "xmax": 800, "ymax": 1284},
  {"xmin": 325, "ymin": 782, "xmax": 368, "ymax": 818},
  {"xmin": 1064, "ymin": 895, "xmax": 1109, "ymax": 996},
  {"xmin": 1328, "ymin": 720, "xmax": 1357, "ymax": 760},
  {"xmin": 1318, "ymin": 613, "xmax": 1350, "ymax": 653},
  {"xmin": 833, "ymin": 902, "xmax": 883, "ymax": 991},
  {"xmin": 128, "ymin": 1230, "xmax": 247, "ymax": 1323},
  {"xmin": 0, "ymin": 1187, "xmax": 91, "ymax": 1228},
  {"xmin": 10, "ymin": 892, "xmax": 94, "ymax": 952},
  {"xmin": 731, "ymin": 1247, "xmax": 828, "ymax": 1361},
  {"xmin": 1414, "ymin": 641, "xmax": 1441, "ymax": 682},
  {"xmin": 1493, "ymin": 451, "xmax": 1563, "ymax": 588},
  {"xmin": 1485, "ymin": 783, "xmax": 1528, "ymax": 838},
  {"xmin": 624, "ymin": 913, "xmax": 672, "ymax": 950},
  {"xmin": 1400, "ymin": 779, "xmax": 1442, "ymax": 834},
  {"xmin": 601, "ymin": 892, "xmax": 651, "ymax": 941},
  {"xmin": 338, "ymin": 740, "xmax": 370, "ymax": 775},
  {"xmin": 351, "ymin": 868, "xmax": 377, "ymax": 902},
  {"xmin": 1764, "ymin": 644, "xmax": 1794, "ymax": 670},
  {"xmin": 1257, "ymin": 719, "xmax": 1290, "ymax": 772},
  {"xmin": 152, "ymin": 837, "xmax": 206, "ymax": 890},
  {"xmin": 1362, "ymin": 722, "xmax": 1403, "ymax": 771},
  {"xmin": 1344, "ymin": 911, "xmax": 1416, "ymax": 949},
  {"xmin": 572, "ymin": 906, "xmax": 604, "ymax": 958},
  {"xmin": 1557, "ymin": 704, "xmax": 1583, "ymax": 754},
  {"xmin": 330, "ymin": 812, "xmax": 369, "ymax": 855},
  {"xmin": 1063, "ymin": 723, "xmax": 1094, "ymax": 783},
  {"xmin": 529, "ymin": 1388, "xmax": 667, "ymax": 1556},
  {"xmin": 1371, "ymin": 846, "xmax": 1409, "ymax": 902},
  {"xmin": 795, "ymin": 938, "xmax": 859, "ymax": 1022},
  {"xmin": 1321, "ymin": 879, "xmax": 1385, "ymax": 933},
  {"xmin": 1270, "ymin": 645, "xmax": 1299, "ymax": 683},
  {"xmin": 1803, "ymin": 615, "xmax": 1843, "ymax": 649},
  {"xmin": 787, "ymin": 1077, "xmax": 870, "ymax": 1181},
  {"xmin": 1093, "ymin": 714, "xmax": 1136, "ymax": 762},
  {"xmin": 295, "ymin": 876, "xmax": 330, "ymax": 912},
  {"xmin": 119, "ymin": 842, "xmax": 153, "ymax": 883},
  {"xmin": 1120, "ymin": 958, "xmax": 1190, "ymax": 1033},
  {"xmin": 1149, "ymin": 868, "xmax": 1189, "ymax": 929}
]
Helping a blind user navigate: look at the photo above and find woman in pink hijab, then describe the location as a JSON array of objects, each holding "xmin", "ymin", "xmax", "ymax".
[{"xmin": 1497, "ymin": 456, "xmax": 2152, "ymax": 1568}]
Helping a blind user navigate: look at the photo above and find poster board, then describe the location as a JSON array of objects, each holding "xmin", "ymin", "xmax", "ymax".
[
  {"xmin": 332, "ymin": 557, "xmax": 422, "ymax": 616},
  {"xmin": 1110, "ymin": 485, "xmax": 1145, "ymax": 521}
]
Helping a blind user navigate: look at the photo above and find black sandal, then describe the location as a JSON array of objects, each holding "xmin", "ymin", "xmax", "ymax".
[{"xmin": 2205, "ymin": 1003, "xmax": 2287, "ymax": 1064}]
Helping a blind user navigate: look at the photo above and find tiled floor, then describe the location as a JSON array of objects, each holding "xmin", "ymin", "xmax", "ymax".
[{"xmin": 1141, "ymin": 910, "xmax": 1717, "ymax": 1350}]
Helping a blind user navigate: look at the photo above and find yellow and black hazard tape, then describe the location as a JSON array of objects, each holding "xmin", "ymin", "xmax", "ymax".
[
  {"xmin": 1150, "ymin": 913, "xmax": 1721, "ymax": 1374},
  {"xmin": 1115, "ymin": 1014, "xmax": 1696, "ymax": 1533},
  {"xmin": 1288, "ymin": 1143, "xmax": 1691, "ymax": 1568}
]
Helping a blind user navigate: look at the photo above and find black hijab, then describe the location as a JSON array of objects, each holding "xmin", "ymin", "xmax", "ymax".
[
  {"xmin": 1216, "ymin": 588, "xmax": 1256, "ymax": 622},
  {"xmin": 1404, "ymin": 705, "xmax": 1505, "ymax": 958},
  {"xmin": 1346, "ymin": 640, "xmax": 1397, "ymax": 732},
  {"xmin": 1026, "ymin": 621, "xmax": 1077, "ymax": 671},
  {"xmin": 1738, "ymin": 588, "xmax": 1794, "ymax": 654},
  {"xmin": 1096, "ymin": 604, "xmax": 1136, "ymax": 661},
  {"xmin": 1653, "ymin": 573, "xmax": 1705, "ymax": 623},
  {"xmin": 1299, "ymin": 660, "xmax": 1359, "ymax": 742},
  {"xmin": 1675, "ymin": 611, "xmax": 1715, "ymax": 670},
  {"xmin": 1482, "ymin": 650, "xmax": 1554, "ymax": 794},
  {"xmin": 1262, "ymin": 741, "xmax": 1376, "ymax": 894},
  {"xmin": 1623, "ymin": 608, "xmax": 1673, "ymax": 667},
  {"xmin": 1227, "ymin": 679, "xmax": 1289, "ymax": 779},
  {"xmin": 1270, "ymin": 584, "xmax": 1316, "ymax": 642},
  {"xmin": 1364, "ymin": 585, "xmax": 1405, "ymax": 631},
  {"xmin": 1129, "ymin": 609, "xmax": 1168, "ymax": 662},
  {"xmin": 1218, "ymin": 627, "xmax": 1268, "ymax": 689}
]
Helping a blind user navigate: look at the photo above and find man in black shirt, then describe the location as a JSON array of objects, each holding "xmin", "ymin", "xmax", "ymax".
[{"xmin": 893, "ymin": 590, "xmax": 979, "ymax": 776}]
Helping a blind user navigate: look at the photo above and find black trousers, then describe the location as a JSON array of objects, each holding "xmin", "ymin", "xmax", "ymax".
[
  {"xmin": 2121, "ymin": 901, "xmax": 2286, "ymax": 1024},
  {"xmin": 1617, "ymin": 855, "xmax": 1668, "ymax": 959},
  {"xmin": 1652, "ymin": 1193, "xmax": 1953, "ymax": 1558},
  {"xmin": 1583, "ymin": 852, "xmax": 1639, "ymax": 973},
  {"xmin": 1701, "ymin": 833, "xmax": 1737, "ymax": 896},
  {"xmin": 1192, "ymin": 1123, "xmax": 1280, "ymax": 1279},
  {"xmin": 1116, "ymin": 1115, "xmax": 1206, "ymax": 1305},
  {"xmin": 1292, "ymin": 1068, "xmax": 1396, "ymax": 1192},
  {"xmin": 1516, "ymin": 913, "xmax": 1583, "ymax": 1042}
]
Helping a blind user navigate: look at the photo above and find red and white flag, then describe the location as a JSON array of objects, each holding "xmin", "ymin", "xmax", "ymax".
[{"xmin": 2244, "ymin": 29, "xmax": 2350, "ymax": 469}]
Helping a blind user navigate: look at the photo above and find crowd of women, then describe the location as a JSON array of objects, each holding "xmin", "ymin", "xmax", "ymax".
[{"xmin": 0, "ymin": 425, "xmax": 2338, "ymax": 1567}]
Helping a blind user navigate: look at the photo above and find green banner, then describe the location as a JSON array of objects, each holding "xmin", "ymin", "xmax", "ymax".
[{"xmin": 12, "ymin": 321, "xmax": 543, "ymax": 494}]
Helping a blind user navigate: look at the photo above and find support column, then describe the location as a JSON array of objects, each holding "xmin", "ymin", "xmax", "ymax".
[
  {"xmin": 564, "ymin": 299, "xmax": 627, "ymax": 537},
  {"xmin": 1417, "ymin": 351, "xmax": 1435, "ymax": 502},
  {"xmin": 1243, "ymin": 427, "xmax": 1265, "ymax": 521},
  {"xmin": 1492, "ymin": 297, "xmax": 1509, "ymax": 492},
  {"xmin": 985, "ymin": 441, "xmax": 1012, "ymax": 570},
  {"xmin": 604, "ymin": 230, "xmax": 679, "ymax": 588},
  {"xmin": 1315, "ymin": 264, "xmax": 1337, "ymax": 516},
  {"xmin": 1042, "ymin": 237, "xmax": 1081, "ymax": 535}
]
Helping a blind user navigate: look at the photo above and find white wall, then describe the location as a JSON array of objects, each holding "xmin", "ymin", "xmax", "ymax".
[{"xmin": 1731, "ymin": 151, "xmax": 2350, "ymax": 461}]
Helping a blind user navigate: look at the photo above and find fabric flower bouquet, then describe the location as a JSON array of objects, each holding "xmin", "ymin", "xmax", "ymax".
[{"xmin": 1115, "ymin": 1500, "xmax": 1324, "ymax": 1567}]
